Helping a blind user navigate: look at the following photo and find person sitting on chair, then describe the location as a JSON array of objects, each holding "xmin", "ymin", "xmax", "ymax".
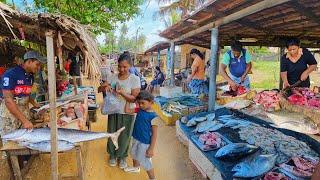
[{"xmin": 147, "ymin": 66, "xmax": 165, "ymax": 93}]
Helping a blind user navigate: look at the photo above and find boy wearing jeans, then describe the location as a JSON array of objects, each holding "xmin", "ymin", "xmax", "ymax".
[{"xmin": 124, "ymin": 90, "xmax": 160, "ymax": 180}]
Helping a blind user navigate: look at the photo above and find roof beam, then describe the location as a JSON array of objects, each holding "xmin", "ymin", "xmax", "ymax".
[
  {"xmin": 236, "ymin": 19, "xmax": 274, "ymax": 34},
  {"xmin": 290, "ymin": 1, "xmax": 320, "ymax": 24},
  {"xmin": 171, "ymin": 0, "xmax": 292, "ymax": 42}
]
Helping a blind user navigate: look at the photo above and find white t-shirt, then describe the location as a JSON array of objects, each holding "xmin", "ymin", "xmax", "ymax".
[{"xmin": 108, "ymin": 73, "xmax": 140, "ymax": 114}]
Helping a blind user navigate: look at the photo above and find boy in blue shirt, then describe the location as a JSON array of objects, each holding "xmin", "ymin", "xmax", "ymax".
[{"xmin": 123, "ymin": 90, "xmax": 160, "ymax": 180}]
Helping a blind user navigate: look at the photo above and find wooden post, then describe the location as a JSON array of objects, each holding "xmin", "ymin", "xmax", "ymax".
[
  {"xmin": 279, "ymin": 47, "xmax": 285, "ymax": 90},
  {"xmin": 157, "ymin": 47, "xmax": 161, "ymax": 67},
  {"xmin": 46, "ymin": 31, "xmax": 58, "ymax": 180},
  {"xmin": 170, "ymin": 42, "xmax": 175, "ymax": 86},
  {"xmin": 208, "ymin": 28, "xmax": 219, "ymax": 111},
  {"xmin": 166, "ymin": 47, "xmax": 170, "ymax": 76}
]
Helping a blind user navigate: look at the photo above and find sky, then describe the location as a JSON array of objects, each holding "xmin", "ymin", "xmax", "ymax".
[{"xmin": 97, "ymin": 0, "xmax": 168, "ymax": 50}]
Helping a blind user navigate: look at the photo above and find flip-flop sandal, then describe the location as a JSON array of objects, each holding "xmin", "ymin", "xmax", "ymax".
[{"xmin": 124, "ymin": 167, "xmax": 140, "ymax": 173}]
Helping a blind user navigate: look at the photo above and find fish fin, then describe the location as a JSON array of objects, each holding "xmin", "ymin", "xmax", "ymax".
[{"xmin": 110, "ymin": 127, "xmax": 125, "ymax": 150}]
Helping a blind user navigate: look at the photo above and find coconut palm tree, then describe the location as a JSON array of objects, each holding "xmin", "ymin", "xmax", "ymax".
[{"xmin": 153, "ymin": 0, "xmax": 207, "ymax": 27}]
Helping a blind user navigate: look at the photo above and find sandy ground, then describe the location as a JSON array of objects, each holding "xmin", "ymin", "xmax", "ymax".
[{"xmin": 0, "ymin": 81, "xmax": 203, "ymax": 180}]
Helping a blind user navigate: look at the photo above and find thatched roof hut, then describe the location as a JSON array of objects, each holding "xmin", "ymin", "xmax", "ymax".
[{"xmin": 0, "ymin": 2, "xmax": 101, "ymax": 80}]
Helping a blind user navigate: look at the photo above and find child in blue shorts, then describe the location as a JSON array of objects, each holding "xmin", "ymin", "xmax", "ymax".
[{"xmin": 124, "ymin": 90, "xmax": 160, "ymax": 180}]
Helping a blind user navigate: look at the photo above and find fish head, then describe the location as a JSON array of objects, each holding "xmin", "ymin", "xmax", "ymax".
[
  {"xmin": 2, "ymin": 129, "xmax": 28, "ymax": 140},
  {"xmin": 232, "ymin": 162, "xmax": 251, "ymax": 176}
]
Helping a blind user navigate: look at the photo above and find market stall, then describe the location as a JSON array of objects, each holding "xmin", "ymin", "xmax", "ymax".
[
  {"xmin": 158, "ymin": 0, "xmax": 320, "ymax": 179},
  {"xmin": 0, "ymin": 2, "xmax": 101, "ymax": 179}
]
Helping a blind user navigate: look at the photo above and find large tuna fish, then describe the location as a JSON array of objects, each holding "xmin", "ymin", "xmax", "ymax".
[
  {"xmin": 2, "ymin": 127, "xmax": 125, "ymax": 152},
  {"xmin": 232, "ymin": 154, "xmax": 277, "ymax": 178},
  {"xmin": 215, "ymin": 143, "xmax": 259, "ymax": 159}
]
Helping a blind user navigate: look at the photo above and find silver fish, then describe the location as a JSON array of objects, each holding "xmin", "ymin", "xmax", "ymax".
[
  {"xmin": 267, "ymin": 113, "xmax": 319, "ymax": 135},
  {"xmin": 224, "ymin": 120, "xmax": 251, "ymax": 129},
  {"xmin": 25, "ymin": 140, "xmax": 74, "ymax": 152},
  {"xmin": 224, "ymin": 100, "xmax": 252, "ymax": 110},
  {"xmin": 186, "ymin": 116, "xmax": 207, "ymax": 127},
  {"xmin": 2, "ymin": 127, "xmax": 125, "ymax": 152},
  {"xmin": 232, "ymin": 154, "xmax": 277, "ymax": 178},
  {"xmin": 193, "ymin": 120, "xmax": 223, "ymax": 133}
]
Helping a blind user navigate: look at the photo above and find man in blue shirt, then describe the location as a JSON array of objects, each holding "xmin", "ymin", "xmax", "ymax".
[
  {"xmin": 220, "ymin": 41, "xmax": 252, "ymax": 91},
  {"xmin": 0, "ymin": 51, "xmax": 45, "ymax": 138}
]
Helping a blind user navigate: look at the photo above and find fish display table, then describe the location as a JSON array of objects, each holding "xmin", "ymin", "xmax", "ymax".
[
  {"xmin": 177, "ymin": 108, "xmax": 320, "ymax": 179},
  {"xmin": 0, "ymin": 141, "xmax": 84, "ymax": 180}
]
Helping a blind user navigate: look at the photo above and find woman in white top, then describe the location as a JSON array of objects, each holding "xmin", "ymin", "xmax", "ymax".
[{"xmin": 98, "ymin": 52, "xmax": 140, "ymax": 169}]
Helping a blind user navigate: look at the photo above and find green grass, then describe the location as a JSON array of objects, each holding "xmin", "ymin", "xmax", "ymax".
[{"xmin": 250, "ymin": 60, "xmax": 280, "ymax": 90}]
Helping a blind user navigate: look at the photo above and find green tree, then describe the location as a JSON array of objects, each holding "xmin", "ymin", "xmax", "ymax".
[{"xmin": 32, "ymin": 0, "xmax": 144, "ymax": 34}]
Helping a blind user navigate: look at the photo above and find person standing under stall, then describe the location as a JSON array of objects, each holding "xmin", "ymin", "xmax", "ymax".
[
  {"xmin": 281, "ymin": 38, "xmax": 317, "ymax": 88},
  {"xmin": 220, "ymin": 40, "xmax": 252, "ymax": 91},
  {"xmin": 187, "ymin": 48, "xmax": 208, "ymax": 95},
  {"xmin": 98, "ymin": 52, "xmax": 140, "ymax": 169},
  {"xmin": 0, "ymin": 51, "xmax": 44, "ymax": 151}
]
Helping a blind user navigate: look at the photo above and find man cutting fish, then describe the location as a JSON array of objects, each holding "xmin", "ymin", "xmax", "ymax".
[
  {"xmin": 0, "ymin": 51, "xmax": 45, "ymax": 143},
  {"xmin": 220, "ymin": 40, "xmax": 252, "ymax": 91}
]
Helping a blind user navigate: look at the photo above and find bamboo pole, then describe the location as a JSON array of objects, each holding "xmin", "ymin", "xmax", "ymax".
[
  {"xmin": 172, "ymin": 0, "xmax": 291, "ymax": 42},
  {"xmin": 46, "ymin": 30, "xmax": 58, "ymax": 180}
]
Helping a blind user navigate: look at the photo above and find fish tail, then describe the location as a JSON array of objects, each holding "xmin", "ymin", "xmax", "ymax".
[{"xmin": 109, "ymin": 127, "xmax": 125, "ymax": 150}]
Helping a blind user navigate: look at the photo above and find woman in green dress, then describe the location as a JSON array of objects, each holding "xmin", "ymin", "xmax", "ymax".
[{"xmin": 98, "ymin": 52, "xmax": 140, "ymax": 169}]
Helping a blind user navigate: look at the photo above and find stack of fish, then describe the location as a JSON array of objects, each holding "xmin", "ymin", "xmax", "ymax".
[
  {"xmin": 238, "ymin": 123, "xmax": 319, "ymax": 164},
  {"xmin": 279, "ymin": 156, "xmax": 319, "ymax": 179},
  {"xmin": 253, "ymin": 90, "xmax": 281, "ymax": 111}
]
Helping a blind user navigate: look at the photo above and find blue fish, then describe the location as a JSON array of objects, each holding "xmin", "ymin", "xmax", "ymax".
[
  {"xmin": 232, "ymin": 154, "xmax": 277, "ymax": 178},
  {"xmin": 215, "ymin": 143, "xmax": 259, "ymax": 159}
]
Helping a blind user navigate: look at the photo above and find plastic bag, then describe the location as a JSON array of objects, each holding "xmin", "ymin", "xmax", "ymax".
[{"xmin": 101, "ymin": 92, "xmax": 121, "ymax": 115}]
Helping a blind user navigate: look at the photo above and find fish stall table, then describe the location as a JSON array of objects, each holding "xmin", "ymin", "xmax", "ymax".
[
  {"xmin": 0, "ymin": 141, "xmax": 84, "ymax": 180},
  {"xmin": 176, "ymin": 107, "xmax": 320, "ymax": 180}
]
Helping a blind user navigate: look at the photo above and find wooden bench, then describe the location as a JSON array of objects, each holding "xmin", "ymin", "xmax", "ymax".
[{"xmin": 1, "ymin": 141, "xmax": 84, "ymax": 180}]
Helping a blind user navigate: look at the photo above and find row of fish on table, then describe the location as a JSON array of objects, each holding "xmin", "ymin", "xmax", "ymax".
[{"xmin": 181, "ymin": 113, "xmax": 320, "ymax": 179}]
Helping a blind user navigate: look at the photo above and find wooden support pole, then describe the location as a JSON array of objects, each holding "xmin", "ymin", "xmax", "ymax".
[
  {"xmin": 172, "ymin": 0, "xmax": 291, "ymax": 42},
  {"xmin": 279, "ymin": 47, "xmax": 285, "ymax": 90},
  {"xmin": 208, "ymin": 28, "xmax": 219, "ymax": 111},
  {"xmin": 46, "ymin": 30, "xmax": 58, "ymax": 180},
  {"xmin": 170, "ymin": 42, "xmax": 175, "ymax": 86},
  {"xmin": 157, "ymin": 47, "xmax": 161, "ymax": 67},
  {"xmin": 166, "ymin": 47, "xmax": 170, "ymax": 76}
]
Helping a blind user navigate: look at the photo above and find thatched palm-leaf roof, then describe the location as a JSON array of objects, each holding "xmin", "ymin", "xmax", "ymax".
[{"xmin": 0, "ymin": 2, "xmax": 101, "ymax": 80}]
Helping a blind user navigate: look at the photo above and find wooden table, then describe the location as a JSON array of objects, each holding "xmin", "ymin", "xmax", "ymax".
[{"xmin": 1, "ymin": 141, "xmax": 84, "ymax": 180}]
